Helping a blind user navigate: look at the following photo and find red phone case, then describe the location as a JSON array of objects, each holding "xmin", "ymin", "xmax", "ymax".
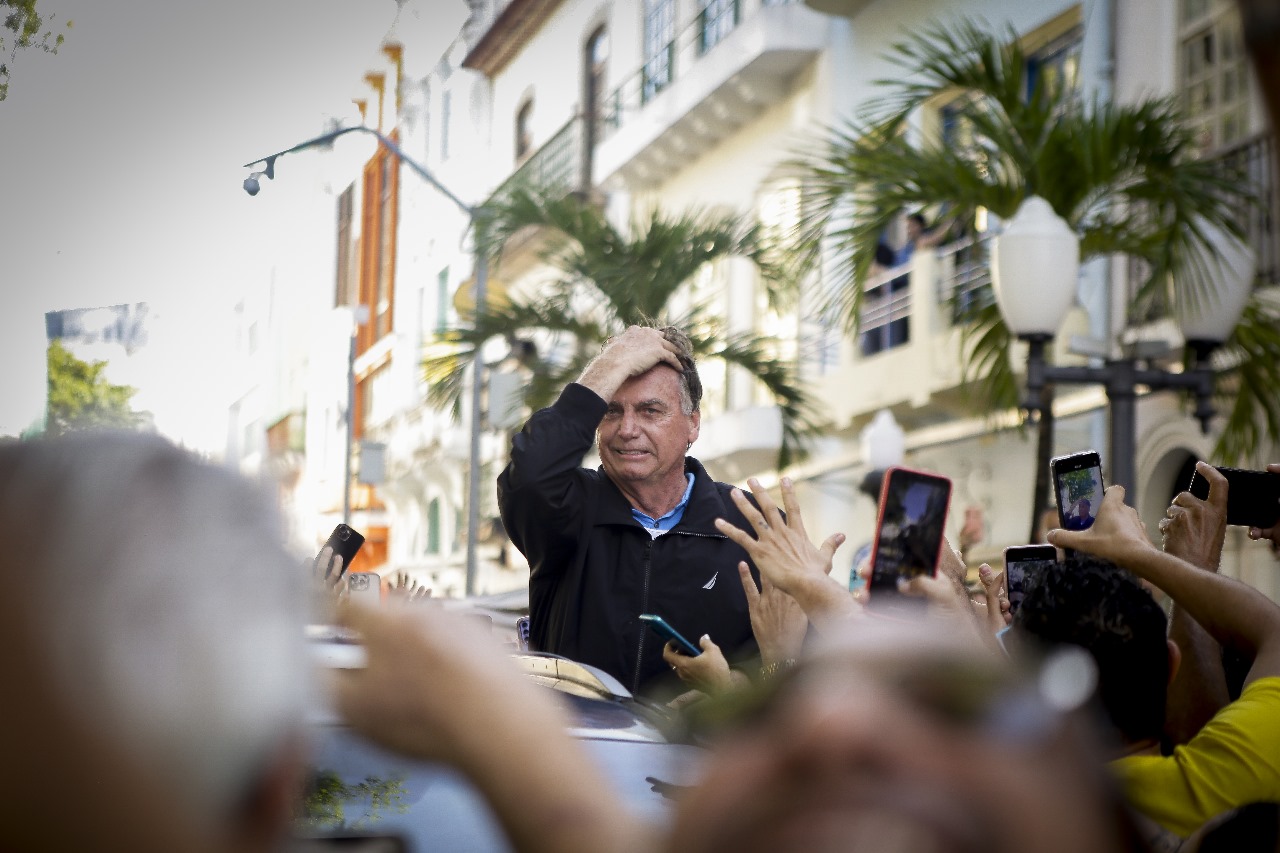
[{"xmin": 867, "ymin": 466, "xmax": 953, "ymax": 610}]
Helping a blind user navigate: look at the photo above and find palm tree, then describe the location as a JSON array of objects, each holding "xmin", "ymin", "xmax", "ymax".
[
  {"xmin": 790, "ymin": 19, "xmax": 1280, "ymax": 539},
  {"xmin": 423, "ymin": 184, "xmax": 821, "ymax": 468}
]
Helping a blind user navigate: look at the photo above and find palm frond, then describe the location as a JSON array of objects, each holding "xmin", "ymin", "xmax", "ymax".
[
  {"xmin": 432, "ymin": 184, "xmax": 814, "ymax": 467},
  {"xmin": 1212, "ymin": 296, "xmax": 1280, "ymax": 464},
  {"xmin": 784, "ymin": 14, "xmax": 1259, "ymax": 462}
]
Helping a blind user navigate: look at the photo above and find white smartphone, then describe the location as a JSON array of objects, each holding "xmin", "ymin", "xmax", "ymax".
[{"xmin": 346, "ymin": 572, "xmax": 382, "ymax": 606}]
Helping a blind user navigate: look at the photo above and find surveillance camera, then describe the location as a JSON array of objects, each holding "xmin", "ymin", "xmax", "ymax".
[{"xmin": 243, "ymin": 175, "xmax": 260, "ymax": 196}]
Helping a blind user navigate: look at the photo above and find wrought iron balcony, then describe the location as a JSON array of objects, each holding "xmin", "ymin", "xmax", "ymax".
[
  {"xmin": 595, "ymin": 0, "xmax": 825, "ymax": 188},
  {"xmin": 487, "ymin": 113, "xmax": 588, "ymax": 205}
]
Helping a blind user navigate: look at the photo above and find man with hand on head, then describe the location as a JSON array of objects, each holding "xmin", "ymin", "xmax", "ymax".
[{"xmin": 498, "ymin": 324, "xmax": 764, "ymax": 699}]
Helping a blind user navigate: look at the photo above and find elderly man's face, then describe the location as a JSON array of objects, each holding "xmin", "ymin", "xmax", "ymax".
[
  {"xmin": 597, "ymin": 365, "xmax": 699, "ymax": 492},
  {"xmin": 669, "ymin": 619, "xmax": 1122, "ymax": 853}
]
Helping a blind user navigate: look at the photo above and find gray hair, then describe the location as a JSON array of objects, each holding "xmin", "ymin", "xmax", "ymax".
[
  {"xmin": 659, "ymin": 326, "xmax": 703, "ymax": 416},
  {"xmin": 0, "ymin": 432, "xmax": 309, "ymax": 829}
]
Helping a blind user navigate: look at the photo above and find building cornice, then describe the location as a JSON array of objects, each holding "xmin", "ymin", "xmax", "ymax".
[{"xmin": 462, "ymin": 0, "xmax": 566, "ymax": 77}]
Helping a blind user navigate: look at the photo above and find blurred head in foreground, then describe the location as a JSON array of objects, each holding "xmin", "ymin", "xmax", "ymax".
[
  {"xmin": 0, "ymin": 431, "xmax": 309, "ymax": 852},
  {"xmin": 673, "ymin": 614, "xmax": 1143, "ymax": 853}
]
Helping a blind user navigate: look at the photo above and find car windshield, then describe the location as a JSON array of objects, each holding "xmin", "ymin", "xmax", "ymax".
[{"xmin": 293, "ymin": 658, "xmax": 706, "ymax": 851}]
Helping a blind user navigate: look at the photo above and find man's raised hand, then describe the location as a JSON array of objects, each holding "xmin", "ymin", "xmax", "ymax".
[{"xmin": 576, "ymin": 325, "xmax": 684, "ymax": 402}]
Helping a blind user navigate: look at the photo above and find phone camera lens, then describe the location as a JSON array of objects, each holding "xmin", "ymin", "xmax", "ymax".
[{"xmin": 338, "ymin": 528, "xmax": 350, "ymax": 541}]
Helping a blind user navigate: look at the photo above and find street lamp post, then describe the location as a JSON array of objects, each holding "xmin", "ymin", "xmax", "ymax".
[
  {"xmin": 244, "ymin": 125, "xmax": 490, "ymax": 596},
  {"xmin": 991, "ymin": 196, "xmax": 1254, "ymax": 505}
]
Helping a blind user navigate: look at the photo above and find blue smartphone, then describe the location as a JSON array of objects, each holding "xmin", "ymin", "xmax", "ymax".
[{"xmin": 638, "ymin": 613, "xmax": 702, "ymax": 657}]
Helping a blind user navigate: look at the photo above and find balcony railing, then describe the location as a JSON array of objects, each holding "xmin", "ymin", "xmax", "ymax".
[
  {"xmin": 1214, "ymin": 131, "xmax": 1277, "ymax": 286},
  {"xmin": 601, "ymin": 0, "xmax": 802, "ymax": 139},
  {"xmin": 938, "ymin": 233, "xmax": 995, "ymax": 324},
  {"xmin": 1126, "ymin": 130, "xmax": 1276, "ymax": 318},
  {"xmin": 488, "ymin": 113, "xmax": 587, "ymax": 204}
]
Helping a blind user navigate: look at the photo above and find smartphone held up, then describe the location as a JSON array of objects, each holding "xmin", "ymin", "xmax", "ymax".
[
  {"xmin": 867, "ymin": 466, "xmax": 953, "ymax": 615},
  {"xmin": 1003, "ymin": 544, "xmax": 1058, "ymax": 616},
  {"xmin": 1051, "ymin": 451, "xmax": 1105, "ymax": 532},
  {"xmin": 319, "ymin": 523, "xmax": 366, "ymax": 580},
  {"xmin": 1188, "ymin": 465, "xmax": 1280, "ymax": 530}
]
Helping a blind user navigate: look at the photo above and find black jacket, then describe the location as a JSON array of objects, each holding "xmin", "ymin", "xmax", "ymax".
[{"xmin": 497, "ymin": 383, "xmax": 761, "ymax": 697}]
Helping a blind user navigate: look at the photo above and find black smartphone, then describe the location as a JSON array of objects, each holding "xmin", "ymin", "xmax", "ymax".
[
  {"xmin": 1051, "ymin": 451, "xmax": 1105, "ymax": 532},
  {"xmin": 1188, "ymin": 465, "xmax": 1280, "ymax": 529},
  {"xmin": 867, "ymin": 466, "xmax": 953, "ymax": 613},
  {"xmin": 319, "ymin": 523, "xmax": 365, "ymax": 579},
  {"xmin": 1003, "ymin": 544, "xmax": 1058, "ymax": 616},
  {"xmin": 638, "ymin": 613, "xmax": 702, "ymax": 657}
]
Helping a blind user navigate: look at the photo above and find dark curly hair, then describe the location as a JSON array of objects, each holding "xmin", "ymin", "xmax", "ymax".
[{"xmin": 1012, "ymin": 555, "xmax": 1169, "ymax": 745}]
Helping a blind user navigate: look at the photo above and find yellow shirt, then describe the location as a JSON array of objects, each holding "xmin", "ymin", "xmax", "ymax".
[{"xmin": 1111, "ymin": 676, "xmax": 1280, "ymax": 837}]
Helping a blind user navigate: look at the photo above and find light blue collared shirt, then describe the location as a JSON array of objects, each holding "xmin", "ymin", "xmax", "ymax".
[{"xmin": 630, "ymin": 473, "xmax": 696, "ymax": 537}]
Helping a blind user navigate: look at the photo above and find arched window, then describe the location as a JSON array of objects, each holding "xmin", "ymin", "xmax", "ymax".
[
  {"xmin": 515, "ymin": 98, "xmax": 534, "ymax": 162},
  {"xmin": 582, "ymin": 25, "xmax": 609, "ymax": 186}
]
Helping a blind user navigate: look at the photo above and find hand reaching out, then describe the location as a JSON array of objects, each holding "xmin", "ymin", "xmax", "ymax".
[
  {"xmin": 312, "ymin": 545, "xmax": 348, "ymax": 606},
  {"xmin": 1161, "ymin": 461, "xmax": 1228, "ymax": 572},
  {"xmin": 389, "ymin": 570, "xmax": 434, "ymax": 604},
  {"xmin": 714, "ymin": 477, "xmax": 844, "ymax": 597},
  {"xmin": 738, "ymin": 562, "xmax": 809, "ymax": 668},
  {"xmin": 1047, "ymin": 485, "xmax": 1156, "ymax": 564}
]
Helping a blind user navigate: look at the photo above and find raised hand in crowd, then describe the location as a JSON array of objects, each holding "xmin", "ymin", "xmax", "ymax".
[
  {"xmin": 1161, "ymin": 461, "xmax": 1229, "ymax": 572},
  {"xmin": 1246, "ymin": 462, "xmax": 1280, "ymax": 550},
  {"xmin": 898, "ymin": 558, "xmax": 1006, "ymax": 653},
  {"xmin": 1051, "ymin": 485, "xmax": 1280, "ymax": 690},
  {"xmin": 1047, "ymin": 484, "xmax": 1156, "ymax": 566},
  {"xmin": 715, "ymin": 477, "xmax": 855, "ymax": 632},
  {"xmin": 737, "ymin": 560, "xmax": 809, "ymax": 673},
  {"xmin": 311, "ymin": 545, "xmax": 348, "ymax": 608},
  {"xmin": 1160, "ymin": 461, "xmax": 1232, "ymax": 743},
  {"xmin": 332, "ymin": 600, "xmax": 655, "ymax": 853},
  {"xmin": 389, "ymin": 570, "xmax": 433, "ymax": 604}
]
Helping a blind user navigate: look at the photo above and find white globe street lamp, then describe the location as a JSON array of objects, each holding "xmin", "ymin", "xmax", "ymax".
[{"xmin": 990, "ymin": 196, "xmax": 1254, "ymax": 502}]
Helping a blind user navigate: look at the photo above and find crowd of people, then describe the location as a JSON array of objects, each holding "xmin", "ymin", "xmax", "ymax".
[
  {"xmin": 7, "ymin": 320, "xmax": 1280, "ymax": 852},
  {"xmin": 7, "ymin": 4, "xmax": 1280, "ymax": 851}
]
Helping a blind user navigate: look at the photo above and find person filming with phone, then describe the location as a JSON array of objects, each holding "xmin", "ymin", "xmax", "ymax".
[{"xmin": 498, "ymin": 325, "xmax": 765, "ymax": 700}]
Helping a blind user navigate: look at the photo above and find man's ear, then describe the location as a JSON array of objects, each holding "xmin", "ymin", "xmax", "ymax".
[
  {"xmin": 688, "ymin": 409, "xmax": 700, "ymax": 444},
  {"xmin": 1167, "ymin": 639, "xmax": 1183, "ymax": 687},
  {"xmin": 230, "ymin": 735, "xmax": 308, "ymax": 853}
]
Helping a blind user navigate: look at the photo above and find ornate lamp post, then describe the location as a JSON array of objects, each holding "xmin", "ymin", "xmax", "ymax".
[{"xmin": 990, "ymin": 196, "xmax": 1254, "ymax": 505}]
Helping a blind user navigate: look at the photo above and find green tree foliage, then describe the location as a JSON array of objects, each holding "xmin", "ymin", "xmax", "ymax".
[
  {"xmin": 1, "ymin": 0, "xmax": 70, "ymax": 101},
  {"xmin": 298, "ymin": 771, "xmax": 408, "ymax": 830},
  {"xmin": 45, "ymin": 340, "xmax": 148, "ymax": 435},
  {"xmin": 424, "ymin": 184, "xmax": 821, "ymax": 467},
  {"xmin": 788, "ymin": 19, "xmax": 1280, "ymax": 524}
]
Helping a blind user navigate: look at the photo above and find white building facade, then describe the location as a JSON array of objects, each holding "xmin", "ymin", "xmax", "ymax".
[{"xmin": 279, "ymin": 0, "xmax": 1279, "ymax": 599}]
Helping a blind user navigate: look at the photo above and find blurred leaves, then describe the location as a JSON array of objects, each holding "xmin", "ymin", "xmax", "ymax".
[
  {"xmin": 787, "ymin": 18, "xmax": 1271, "ymax": 459},
  {"xmin": 45, "ymin": 340, "xmax": 149, "ymax": 436},
  {"xmin": 424, "ymin": 183, "xmax": 821, "ymax": 468},
  {"xmin": 1, "ymin": 0, "xmax": 71, "ymax": 101}
]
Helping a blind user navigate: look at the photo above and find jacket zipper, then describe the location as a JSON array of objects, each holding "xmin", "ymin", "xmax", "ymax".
[
  {"xmin": 632, "ymin": 537, "xmax": 655, "ymax": 695},
  {"xmin": 630, "ymin": 529, "xmax": 728, "ymax": 695}
]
